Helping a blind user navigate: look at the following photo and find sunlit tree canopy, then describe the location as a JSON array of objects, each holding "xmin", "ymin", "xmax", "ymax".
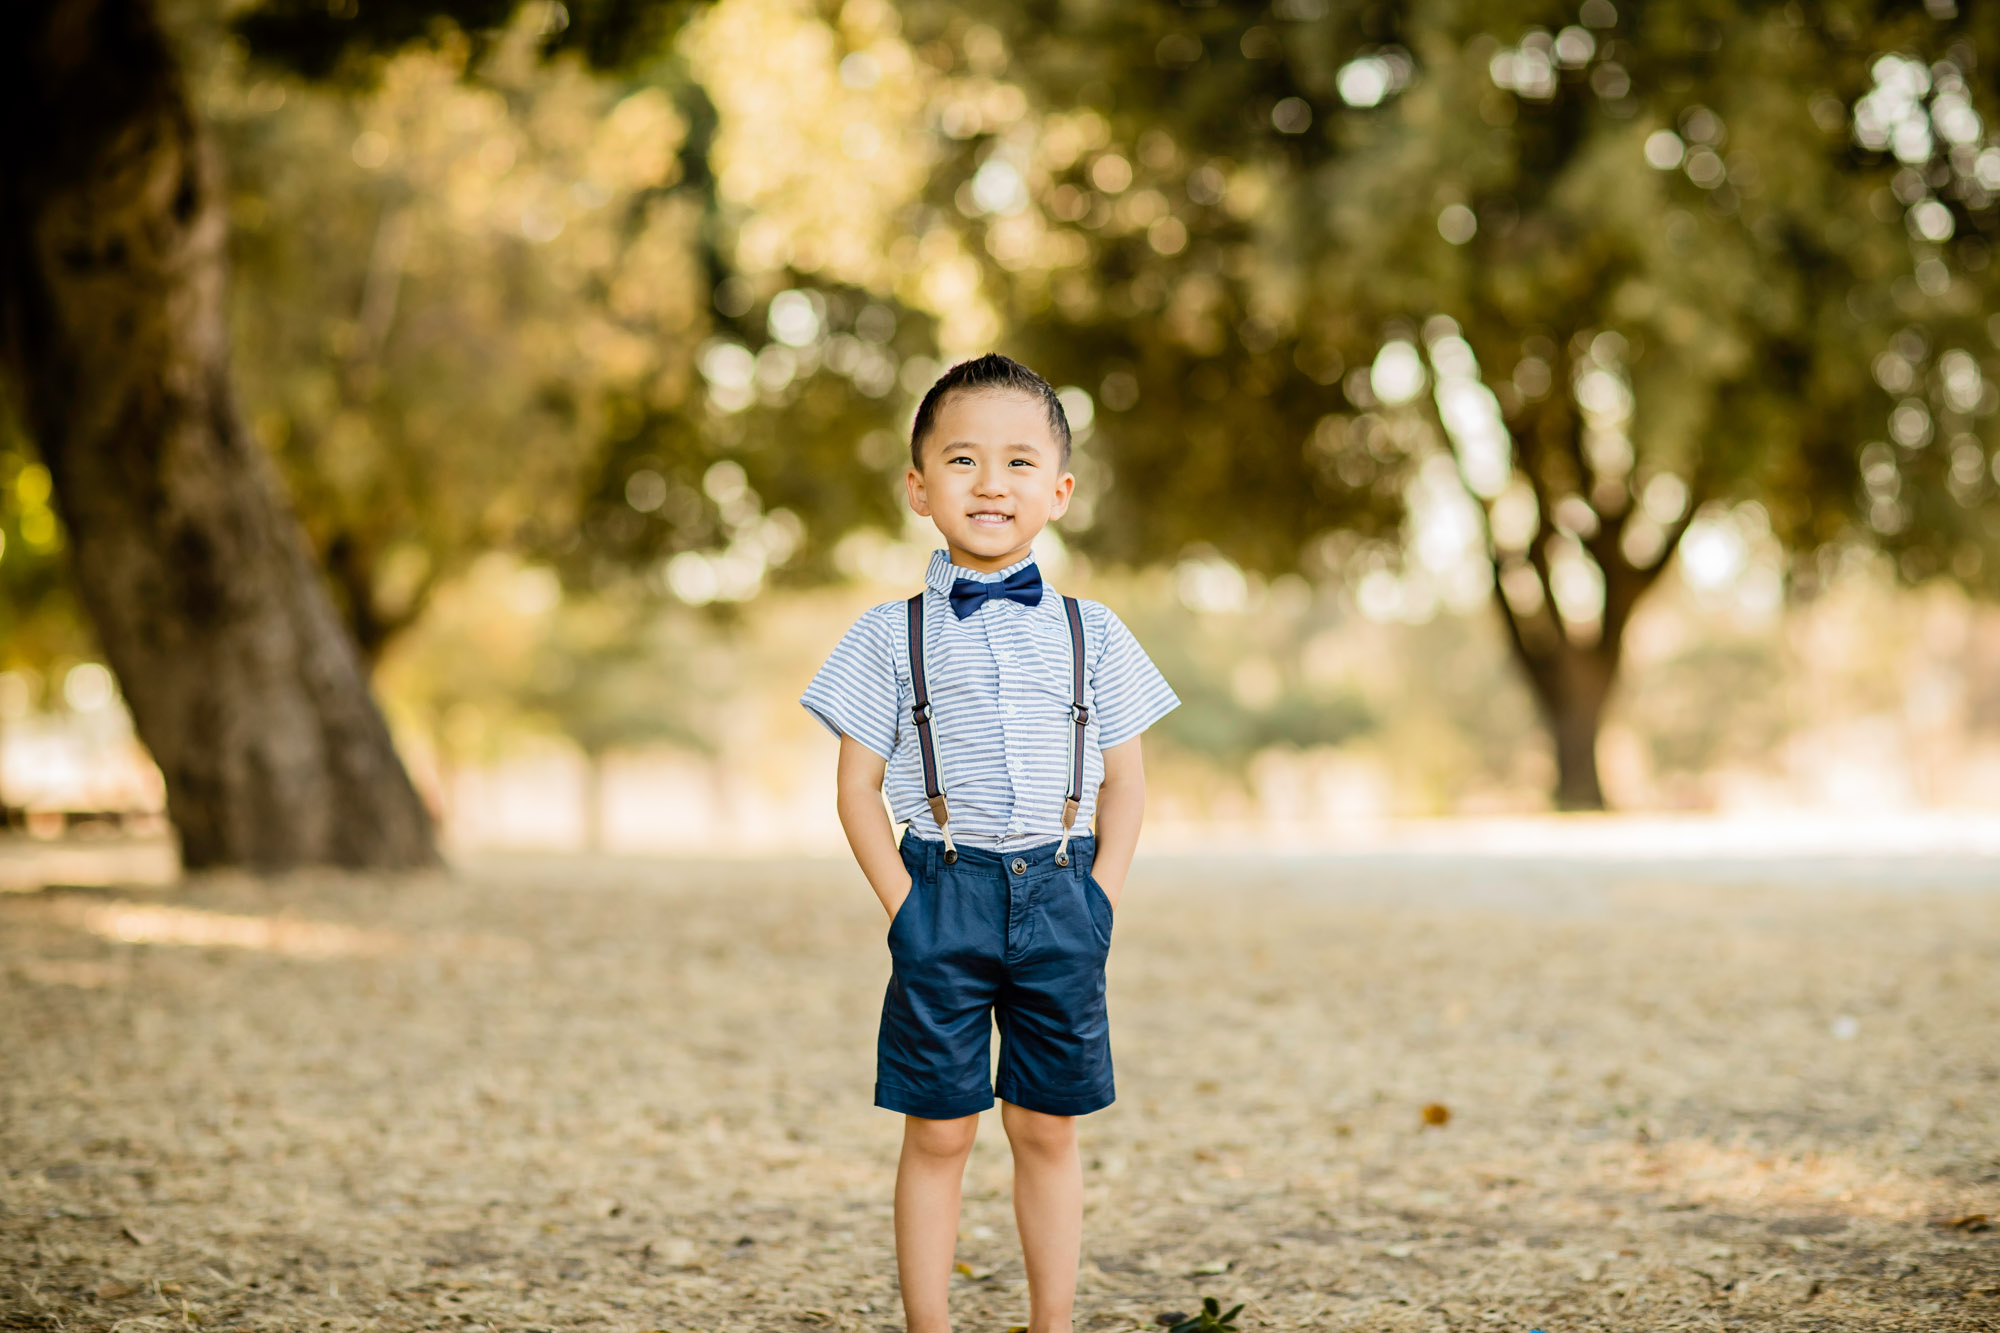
[{"xmin": 8, "ymin": 0, "xmax": 2000, "ymax": 819}]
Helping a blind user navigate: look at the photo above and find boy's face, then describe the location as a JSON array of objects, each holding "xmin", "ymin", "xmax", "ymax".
[{"xmin": 905, "ymin": 390, "xmax": 1074, "ymax": 573}]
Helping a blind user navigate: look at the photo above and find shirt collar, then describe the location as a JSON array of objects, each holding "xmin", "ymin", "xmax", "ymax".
[{"xmin": 925, "ymin": 548, "xmax": 1041, "ymax": 595}]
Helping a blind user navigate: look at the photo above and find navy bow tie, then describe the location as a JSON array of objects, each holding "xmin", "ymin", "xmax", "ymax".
[{"xmin": 949, "ymin": 564, "xmax": 1044, "ymax": 619}]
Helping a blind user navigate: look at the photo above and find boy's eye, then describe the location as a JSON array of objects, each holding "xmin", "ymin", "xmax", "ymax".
[{"xmin": 1010, "ymin": 458, "xmax": 1034, "ymax": 467}]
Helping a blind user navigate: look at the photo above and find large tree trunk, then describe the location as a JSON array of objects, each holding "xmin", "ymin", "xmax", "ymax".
[
  {"xmin": 1492, "ymin": 597, "xmax": 1615, "ymax": 811},
  {"xmin": 580, "ymin": 749, "xmax": 606, "ymax": 855},
  {"xmin": 1464, "ymin": 350, "xmax": 1702, "ymax": 814},
  {"xmin": 0, "ymin": 0, "xmax": 438, "ymax": 870},
  {"xmin": 1546, "ymin": 661, "xmax": 1610, "ymax": 811}
]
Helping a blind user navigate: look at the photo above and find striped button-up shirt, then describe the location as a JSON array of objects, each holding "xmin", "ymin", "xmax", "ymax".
[{"xmin": 801, "ymin": 550, "xmax": 1180, "ymax": 851}]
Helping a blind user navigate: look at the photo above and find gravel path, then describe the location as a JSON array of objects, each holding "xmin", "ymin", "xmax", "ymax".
[{"xmin": 3, "ymin": 845, "xmax": 1997, "ymax": 1331}]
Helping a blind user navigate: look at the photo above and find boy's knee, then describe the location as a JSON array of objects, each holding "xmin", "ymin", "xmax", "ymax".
[
  {"xmin": 1001, "ymin": 1103, "xmax": 1076, "ymax": 1156},
  {"xmin": 904, "ymin": 1113, "xmax": 978, "ymax": 1159}
]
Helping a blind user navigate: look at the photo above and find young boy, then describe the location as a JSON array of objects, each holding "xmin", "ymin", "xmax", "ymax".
[{"xmin": 800, "ymin": 354, "xmax": 1178, "ymax": 1333}]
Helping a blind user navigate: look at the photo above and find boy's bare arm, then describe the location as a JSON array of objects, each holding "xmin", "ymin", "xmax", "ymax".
[
  {"xmin": 1089, "ymin": 736, "xmax": 1146, "ymax": 906},
  {"xmin": 835, "ymin": 734, "xmax": 914, "ymax": 919}
]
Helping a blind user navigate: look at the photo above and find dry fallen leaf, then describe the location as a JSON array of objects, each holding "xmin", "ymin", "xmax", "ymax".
[
  {"xmin": 94, "ymin": 1280, "xmax": 138, "ymax": 1301},
  {"xmin": 119, "ymin": 1224, "xmax": 152, "ymax": 1246},
  {"xmin": 954, "ymin": 1261, "xmax": 994, "ymax": 1280},
  {"xmin": 1421, "ymin": 1102, "xmax": 1451, "ymax": 1127},
  {"xmin": 1188, "ymin": 1259, "xmax": 1231, "ymax": 1276},
  {"xmin": 1931, "ymin": 1213, "xmax": 1990, "ymax": 1232}
]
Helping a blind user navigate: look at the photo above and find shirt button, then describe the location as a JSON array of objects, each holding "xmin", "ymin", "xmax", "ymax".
[{"xmin": 1010, "ymin": 857, "xmax": 1027, "ymax": 875}]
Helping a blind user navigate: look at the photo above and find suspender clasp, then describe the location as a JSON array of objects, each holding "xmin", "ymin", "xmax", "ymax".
[
  {"xmin": 1068, "ymin": 703, "xmax": 1090, "ymax": 726},
  {"xmin": 911, "ymin": 701, "xmax": 933, "ymax": 725}
]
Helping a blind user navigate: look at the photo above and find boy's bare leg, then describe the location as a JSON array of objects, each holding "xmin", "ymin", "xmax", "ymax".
[
  {"xmin": 1001, "ymin": 1102, "xmax": 1082, "ymax": 1333},
  {"xmin": 895, "ymin": 1114, "xmax": 978, "ymax": 1333}
]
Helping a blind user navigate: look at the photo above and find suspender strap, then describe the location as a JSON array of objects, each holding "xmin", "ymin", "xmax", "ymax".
[
  {"xmin": 1054, "ymin": 595, "xmax": 1087, "ymax": 868},
  {"xmin": 907, "ymin": 588, "xmax": 1087, "ymax": 868},
  {"xmin": 906, "ymin": 593, "xmax": 956, "ymax": 864}
]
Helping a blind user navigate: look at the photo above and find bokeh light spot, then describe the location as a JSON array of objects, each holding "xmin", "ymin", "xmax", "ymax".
[
  {"xmin": 1090, "ymin": 154, "xmax": 1133, "ymax": 193},
  {"xmin": 1643, "ymin": 130, "xmax": 1684, "ymax": 170},
  {"xmin": 1336, "ymin": 59, "xmax": 1390, "ymax": 108},
  {"xmin": 767, "ymin": 290, "xmax": 821, "ymax": 346},
  {"xmin": 1370, "ymin": 341, "xmax": 1427, "ymax": 406},
  {"xmin": 1437, "ymin": 204, "xmax": 1477, "ymax": 244},
  {"xmin": 63, "ymin": 664, "xmax": 116, "ymax": 713},
  {"xmin": 1272, "ymin": 97, "xmax": 1314, "ymax": 134}
]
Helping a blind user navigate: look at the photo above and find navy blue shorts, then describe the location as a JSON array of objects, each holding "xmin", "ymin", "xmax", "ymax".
[{"xmin": 877, "ymin": 834, "xmax": 1116, "ymax": 1120}]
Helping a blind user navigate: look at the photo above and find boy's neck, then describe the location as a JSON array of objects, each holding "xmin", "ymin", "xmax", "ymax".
[{"xmin": 944, "ymin": 539, "xmax": 1037, "ymax": 574}]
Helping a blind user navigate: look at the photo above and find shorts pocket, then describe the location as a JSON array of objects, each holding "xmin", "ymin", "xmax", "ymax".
[
  {"xmin": 887, "ymin": 875, "xmax": 926, "ymax": 950},
  {"xmin": 1082, "ymin": 872, "xmax": 1114, "ymax": 945}
]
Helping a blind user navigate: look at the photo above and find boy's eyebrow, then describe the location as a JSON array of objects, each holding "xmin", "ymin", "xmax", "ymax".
[{"xmin": 940, "ymin": 438, "xmax": 1054, "ymax": 455}]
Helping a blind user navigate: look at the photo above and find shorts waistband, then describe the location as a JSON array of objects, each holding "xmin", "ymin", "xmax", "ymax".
[{"xmin": 901, "ymin": 834, "xmax": 1095, "ymax": 880}]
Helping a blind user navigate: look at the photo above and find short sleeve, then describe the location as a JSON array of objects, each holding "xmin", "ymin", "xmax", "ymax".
[
  {"xmin": 800, "ymin": 609, "xmax": 900, "ymax": 759},
  {"xmin": 1088, "ymin": 605, "xmax": 1180, "ymax": 750}
]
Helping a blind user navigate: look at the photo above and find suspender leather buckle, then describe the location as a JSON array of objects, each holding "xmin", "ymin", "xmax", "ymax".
[
  {"xmin": 1068, "ymin": 703, "xmax": 1089, "ymax": 725},
  {"xmin": 911, "ymin": 701, "xmax": 933, "ymax": 725}
]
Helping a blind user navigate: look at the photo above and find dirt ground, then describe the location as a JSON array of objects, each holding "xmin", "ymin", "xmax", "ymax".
[{"xmin": 3, "ymin": 842, "xmax": 1998, "ymax": 1333}]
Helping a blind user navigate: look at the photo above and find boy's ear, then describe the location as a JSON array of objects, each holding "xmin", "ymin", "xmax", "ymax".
[
  {"xmin": 904, "ymin": 465, "xmax": 932, "ymax": 517},
  {"xmin": 1048, "ymin": 469, "xmax": 1076, "ymax": 520}
]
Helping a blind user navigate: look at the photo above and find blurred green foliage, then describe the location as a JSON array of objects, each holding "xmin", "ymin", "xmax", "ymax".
[
  {"xmin": 195, "ymin": 3, "xmax": 912, "ymax": 661},
  {"xmin": 9, "ymin": 0, "xmax": 2000, "ymax": 790},
  {"xmin": 911, "ymin": 0, "xmax": 2000, "ymax": 591},
  {"xmin": 875, "ymin": 0, "xmax": 2000, "ymax": 800},
  {"xmin": 0, "ymin": 408, "xmax": 90, "ymax": 682},
  {"xmin": 213, "ymin": 16, "xmax": 708, "ymax": 656}
]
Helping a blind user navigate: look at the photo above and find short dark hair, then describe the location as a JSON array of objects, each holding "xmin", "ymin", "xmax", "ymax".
[{"xmin": 909, "ymin": 353, "xmax": 1072, "ymax": 469}]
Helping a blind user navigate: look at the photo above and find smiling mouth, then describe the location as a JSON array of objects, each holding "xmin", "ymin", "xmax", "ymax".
[{"xmin": 968, "ymin": 512, "xmax": 1013, "ymax": 526}]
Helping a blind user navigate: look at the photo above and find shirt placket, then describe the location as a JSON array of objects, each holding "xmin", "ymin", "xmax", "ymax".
[{"xmin": 992, "ymin": 600, "xmax": 1029, "ymax": 848}]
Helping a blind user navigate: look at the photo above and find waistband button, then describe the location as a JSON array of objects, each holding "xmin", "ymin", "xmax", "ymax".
[{"xmin": 1010, "ymin": 857, "xmax": 1027, "ymax": 875}]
